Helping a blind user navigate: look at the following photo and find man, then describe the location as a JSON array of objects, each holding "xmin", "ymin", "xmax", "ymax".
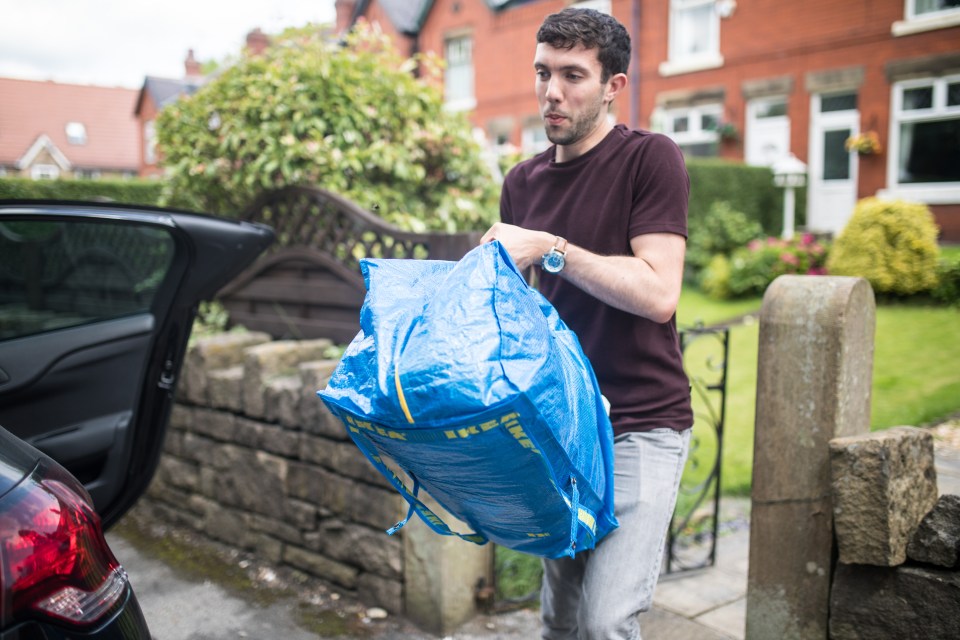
[{"xmin": 480, "ymin": 7, "xmax": 693, "ymax": 639}]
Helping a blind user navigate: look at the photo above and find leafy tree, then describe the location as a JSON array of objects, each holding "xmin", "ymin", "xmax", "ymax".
[{"xmin": 156, "ymin": 22, "xmax": 499, "ymax": 232}]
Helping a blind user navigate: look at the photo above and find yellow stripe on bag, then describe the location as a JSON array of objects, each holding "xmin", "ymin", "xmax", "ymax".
[{"xmin": 394, "ymin": 366, "xmax": 415, "ymax": 424}]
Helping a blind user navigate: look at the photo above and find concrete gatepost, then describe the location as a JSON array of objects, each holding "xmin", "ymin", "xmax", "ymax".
[
  {"xmin": 745, "ymin": 276, "xmax": 875, "ymax": 640},
  {"xmin": 403, "ymin": 493, "xmax": 495, "ymax": 636}
]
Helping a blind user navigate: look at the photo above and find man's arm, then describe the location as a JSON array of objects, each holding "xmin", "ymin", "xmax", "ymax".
[{"xmin": 480, "ymin": 223, "xmax": 686, "ymax": 324}]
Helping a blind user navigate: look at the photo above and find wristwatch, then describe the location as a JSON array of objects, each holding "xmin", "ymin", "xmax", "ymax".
[{"xmin": 540, "ymin": 236, "xmax": 568, "ymax": 274}]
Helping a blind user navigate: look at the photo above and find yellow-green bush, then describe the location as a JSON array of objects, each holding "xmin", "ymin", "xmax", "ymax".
[{"xmin": 826, "ymin": 198, "xmax": 940, "ymax": 295}]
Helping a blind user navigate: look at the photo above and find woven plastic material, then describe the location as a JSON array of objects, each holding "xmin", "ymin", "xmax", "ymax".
[{"xmin": 318, "ymin": 241, "xmax": 617, "ymax": 558}]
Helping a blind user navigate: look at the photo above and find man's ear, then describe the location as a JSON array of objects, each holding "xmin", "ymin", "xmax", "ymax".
[{"xmin": 605, "ymin": 73, "xmax": 628, "ymax": 104}]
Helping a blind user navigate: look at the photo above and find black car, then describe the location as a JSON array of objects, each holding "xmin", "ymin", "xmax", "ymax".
[{"xmin": 0, "ymin": 201, "xmax": 273, "ymax": 638}]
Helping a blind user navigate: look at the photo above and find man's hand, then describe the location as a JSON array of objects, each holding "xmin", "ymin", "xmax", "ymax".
[{"xmin": 480, "ymin": 222, "xmax": 555, "ymax": 271}]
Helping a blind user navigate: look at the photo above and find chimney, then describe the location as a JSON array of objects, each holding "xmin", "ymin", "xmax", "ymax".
[
  {"xmin": 245, "ymin": 27, "xmax": 270, "ymax": 56},
  {"xmin": 335, "ymin": 0, "xmax": 356, "ymax": 35},
  {"xmin": 184, "ymin": 49, "xmax": 202, "ymax": 79}
]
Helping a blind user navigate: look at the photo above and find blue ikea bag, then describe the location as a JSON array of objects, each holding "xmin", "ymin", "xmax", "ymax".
[{"xmin": 318, "ymin": 241, "xmax": 617, "ymax": 558}]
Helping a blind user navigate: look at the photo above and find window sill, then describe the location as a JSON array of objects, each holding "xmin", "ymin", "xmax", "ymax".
[
  {"xmin": 444, "ymin": 97, "xmax": 477, "ymax": 113},
  {"xmin": 878, "ymin": 184, "xmax": 960, "ymax": 205},
  {"xmin": 658, "ymin": 55, "xmax": 725, "ymax": 77},
  {"xmin": 891, "ymin": 12, "xmax": 960, "ymax": 37}
]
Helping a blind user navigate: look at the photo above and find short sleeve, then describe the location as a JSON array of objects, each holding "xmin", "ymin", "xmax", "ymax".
[{"xmin": 628, "ymin": 133, "xmax": 690, "ymax": 240}]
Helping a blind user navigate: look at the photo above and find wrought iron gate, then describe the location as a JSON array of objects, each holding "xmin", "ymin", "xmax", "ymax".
[{"xmin": 663, "ymin": 323, "xmax": 730, "ymax": 575}]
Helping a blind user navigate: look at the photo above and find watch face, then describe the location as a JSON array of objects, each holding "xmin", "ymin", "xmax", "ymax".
[{"xmin": 541, "ymin": 249, "xmax": 565, "ymax": 274}]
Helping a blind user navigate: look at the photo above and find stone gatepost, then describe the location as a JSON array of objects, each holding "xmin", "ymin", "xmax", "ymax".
[{"xmin": 745, "ymin": 276, "xmax": 875, "ymax": 640}]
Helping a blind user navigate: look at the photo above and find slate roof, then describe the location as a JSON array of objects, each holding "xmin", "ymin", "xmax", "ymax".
[
  {"xmin": 351, "ymin": 0, "xmax": 534, "ymax": 35},
  {"xmin": 0, "ymin": 77, "xmax": 139, "ymax": 172},
  {"xmin": 136, "ymin": 76, "xmax": 205, "ymax": 114}
]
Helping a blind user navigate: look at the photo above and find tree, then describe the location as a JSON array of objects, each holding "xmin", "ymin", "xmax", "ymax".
[{"xmin": 156, "ymin": 22, "xmax": 499, "ymax": 232}]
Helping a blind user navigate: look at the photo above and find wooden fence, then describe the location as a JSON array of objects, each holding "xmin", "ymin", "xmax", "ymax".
[{"xmin": 218, "ymin": 186, "xmax": 481, "ymax": 343}]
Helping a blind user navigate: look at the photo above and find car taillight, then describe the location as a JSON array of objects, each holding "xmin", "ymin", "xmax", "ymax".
[{"xmin": 0, "ymin": 464, "xmax": 128, "ymax": 627}]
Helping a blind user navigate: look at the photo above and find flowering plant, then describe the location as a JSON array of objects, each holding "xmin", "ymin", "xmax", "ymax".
[
  {"xmin": 845, "ymin": 131, "xmax": 882, "ymax": 155},
  {"xmin": 704, "ymin": 234, "xmax": 830, "ymax": 299}
]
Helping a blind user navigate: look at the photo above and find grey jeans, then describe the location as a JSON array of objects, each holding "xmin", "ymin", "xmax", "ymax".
[{"xmin": 540, "ymin": 428, "xmax": 692, "ymax": 640}]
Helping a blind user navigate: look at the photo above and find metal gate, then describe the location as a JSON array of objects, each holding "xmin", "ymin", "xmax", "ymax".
[{"xmin": 663, "ymin": 323, "xmax": 730, "ymax": 574}]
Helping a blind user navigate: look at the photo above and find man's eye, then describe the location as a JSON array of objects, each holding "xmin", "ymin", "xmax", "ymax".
[{"xmin": 536, "ymin": 71, "xmax": 549, "ymax": 80}]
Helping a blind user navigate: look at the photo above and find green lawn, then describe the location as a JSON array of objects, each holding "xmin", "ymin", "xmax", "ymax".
[{"xmin": 676, "ymin": 286, "xmax": 960, "ymax": 496}]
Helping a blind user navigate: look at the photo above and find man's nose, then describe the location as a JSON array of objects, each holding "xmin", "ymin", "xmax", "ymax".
[{"xmin": 544, "ymin": 78, "xmax": 562, "ymax": 102}]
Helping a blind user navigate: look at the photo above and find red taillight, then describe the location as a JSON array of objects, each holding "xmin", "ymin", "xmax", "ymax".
[{"xmin": 1, "ymin": 466, "xmax": 128, "ymax": 627}]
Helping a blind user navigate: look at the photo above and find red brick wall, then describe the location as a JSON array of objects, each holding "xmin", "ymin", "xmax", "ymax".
[{"xmin": 137, "ymin": 95, "xmax": 161, "ymax": 178}]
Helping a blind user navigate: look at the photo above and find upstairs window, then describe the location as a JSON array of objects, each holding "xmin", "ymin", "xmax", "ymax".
[
  {"xmin": 909, "ymin": 0, "xmax": 960, "ymax": 19},
  {"xmin": 893, "ymin": 0, "xmax": 960, "ymax": 35},
  {"xmin": 444, "ymin": 35, "xmax": 475, "ymax": 112},
  {"xmin": 65, "ymin": 122, "xmax": 87, "ymax": 145},
  {"xmin": 661, "ymin": 0, "xmax": 723, "ymax": 76}
]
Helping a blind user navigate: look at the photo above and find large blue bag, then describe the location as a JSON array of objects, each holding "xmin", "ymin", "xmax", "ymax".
[{"xmin": 318, "ymin": 241, "xmax": 617, "ymax": 558}]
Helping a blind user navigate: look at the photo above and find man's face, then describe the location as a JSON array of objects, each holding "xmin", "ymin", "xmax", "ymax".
[{"xmin": 534, "ymin": 42, "xmax": 610, "ymax": 147}]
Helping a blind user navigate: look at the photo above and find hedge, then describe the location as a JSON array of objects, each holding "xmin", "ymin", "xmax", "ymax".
[
  {"xmin": 2, "ymin": 160, "xmax": 798, "ymax": 235},
  {"xmin": 686, "ymin": 159, "xmax": 802, "ymax": 237},
  {"xmin": 0, "ymin": 177, "xmax": 167, "ymax": 208}
]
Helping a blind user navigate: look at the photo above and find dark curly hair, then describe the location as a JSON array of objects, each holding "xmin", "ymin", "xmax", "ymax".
[{"xmin": 536, "ymin": 7, "xmax": 631, "ymax": 83}]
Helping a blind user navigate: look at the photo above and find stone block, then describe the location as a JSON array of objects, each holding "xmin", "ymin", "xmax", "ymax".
[
  {"xmin": 349, "ymin": 483, "xmax": 406, "ymax": 531},
  {"xmin": 157, "ymin": 456, "xmax": 199, "ymax": 493},
  {"xmin": 207, "ymin": 366, "xmax": 244, "ymax": 413},
  {"xmin": 264, "ymin": 374, "xmax": 305, "ymax": 428},
  {"xmin": 191, "ymin": 407, "xmax": 238, "ymax": 442},
  {"xmin": 299, "ymin": 436, "xmax": 388, "ymax": 488},
  {"xmin": 180, "ymin": 432, "xmax": 217, "ymax": 465},
  {"xmin": 907, "ymin": 494, "xmax": 960, "ymax": 568},
  {"xmin": 299, "ymin": 359, "xmax": 341, "ymax": 433},
  {"xmin": 209, "ymin": 448, "xmax": 288, "ymax": 519},
  {"xmin": 317, "ymin": 521, "xmax": 403, "ymax": 580},
  {"xmin": 357, "ymin": 572, "xmax": 403, "ymax": 614},
  {"xmin": 181, "ymin": 331, "xmax": 272, "ymax": 405},
  {"xmin": 283, "ymin": 546, "xmax": 358, "ymax": 590},
  {"xmin": 202, "ymin": 503, "xmax": 250, "ymax": 547},
  {"xmin": 242, "ymin": 339, "xmax": 333, "ymax": 420},
  {"xmin": 830, "ymin": 426, "xmax": 938, "ymax": 565},
  {"xmin": 829, "ymin": 563, "xmax": 960, "ymax": 640}
]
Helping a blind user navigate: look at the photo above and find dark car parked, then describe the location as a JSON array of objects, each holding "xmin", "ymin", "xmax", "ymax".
[{"xmin": 0, "ymin": 201, "xmax": 273, "ymax": 638}]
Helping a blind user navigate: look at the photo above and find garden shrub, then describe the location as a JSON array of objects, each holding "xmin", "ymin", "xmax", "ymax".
[
  {"xmin": 157, "ymin": 22, "xmax": 499, "ymax": 232},
  {"xmin": 703, "ymin": 234, "xmax": 829, "ymax": 299},
  {"xmin": 826, "ymin": 198, "xmax": 940, "ymax": 296},
  {"xmin": 700, "ymin": 253, "xmax": 732, "ymax": 300},
  {"xmin": 686, "ymin": 201, "xmax": 764, "ymax": 284},
  {"xmin": 932, "ymin": 255, "xmax": 960, "ymax": 306}
]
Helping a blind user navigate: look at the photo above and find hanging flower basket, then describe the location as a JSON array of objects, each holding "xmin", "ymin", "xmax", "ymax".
[{"xmin": 845, "ymin": 131, "xmax": 882, "ymax": 155}]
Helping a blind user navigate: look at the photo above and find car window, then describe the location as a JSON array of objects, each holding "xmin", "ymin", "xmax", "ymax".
[{"xmin": 0, "ymin": 219, "xmax": 175, "ymax": 341}]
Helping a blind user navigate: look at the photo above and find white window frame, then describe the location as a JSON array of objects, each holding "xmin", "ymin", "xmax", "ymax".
[
  {"xmin": 892, "ymin": 0, "xmax": 960, "ymax": 36},
  {"xmin": 573, "ymin": 0, "xmax": 611, "ymax": 13},
  {"xmin": 31, "ymin": 164, "xmax": 60, "ymax": 180},
  {"xmin": 444, "ymin": 34, "xmax": 476, "ymax": 112},
  {"xmin": 880, "ymin": 73, "xmax": 960, "ymax": 204},
  {"xmin": 65, "ymin": 122, "xmax": 87, "ymax": 145},
  {"xmin": 660, "ymin": 0, "xmax": 724, "ymax": 77},
  {"xmin": 144, "ymin": 120, "xmax": 157, "ymax": 165},
  {"xmin": 660, "ymin": 104, "xmax": 724, "ymax": 157}
]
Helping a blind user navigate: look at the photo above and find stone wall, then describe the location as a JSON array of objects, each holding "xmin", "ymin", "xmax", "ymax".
[
  {"xmin": 828, "ymin": 428, "xmax": 960, "ymax": 640},
  {"xmin": 137, "ymin": 331, "xmax": 493, "ymax": 633}
]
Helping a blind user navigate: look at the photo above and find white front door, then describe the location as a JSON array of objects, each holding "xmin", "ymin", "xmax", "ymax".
[
  {"xmin": 745, "ymin": 97, "xmax": 790, "ymax": 167},
  {"xmin": 807, "ymin": 92, "xmax": 859, "ymax": 235}
]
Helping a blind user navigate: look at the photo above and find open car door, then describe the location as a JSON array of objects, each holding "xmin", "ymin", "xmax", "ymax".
[{"xmin": 0, "ymin": 201, "xmax": 274, "ymax": 528}]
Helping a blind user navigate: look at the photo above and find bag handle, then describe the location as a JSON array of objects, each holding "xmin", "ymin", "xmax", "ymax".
[{"xmin": 348, "ymin": 427, "xmax": 487, "ymax": 545}]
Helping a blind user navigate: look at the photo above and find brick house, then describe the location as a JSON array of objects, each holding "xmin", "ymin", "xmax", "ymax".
[
  {"xmin": 344, "ymin": 0, "xmax": 960, "ymax": 241},
  {"xmin": 0, "ymin": 77, "xmax": 139, "ymax": 180},
  {"xmin": 134, "ymin": 50, "xmax": 208, "ymax": 178}
]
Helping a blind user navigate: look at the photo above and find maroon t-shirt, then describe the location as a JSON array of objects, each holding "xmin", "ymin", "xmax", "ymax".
[{"xmin": 500, "ymin": 125, "xmax": 693, "ymax": 435}]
